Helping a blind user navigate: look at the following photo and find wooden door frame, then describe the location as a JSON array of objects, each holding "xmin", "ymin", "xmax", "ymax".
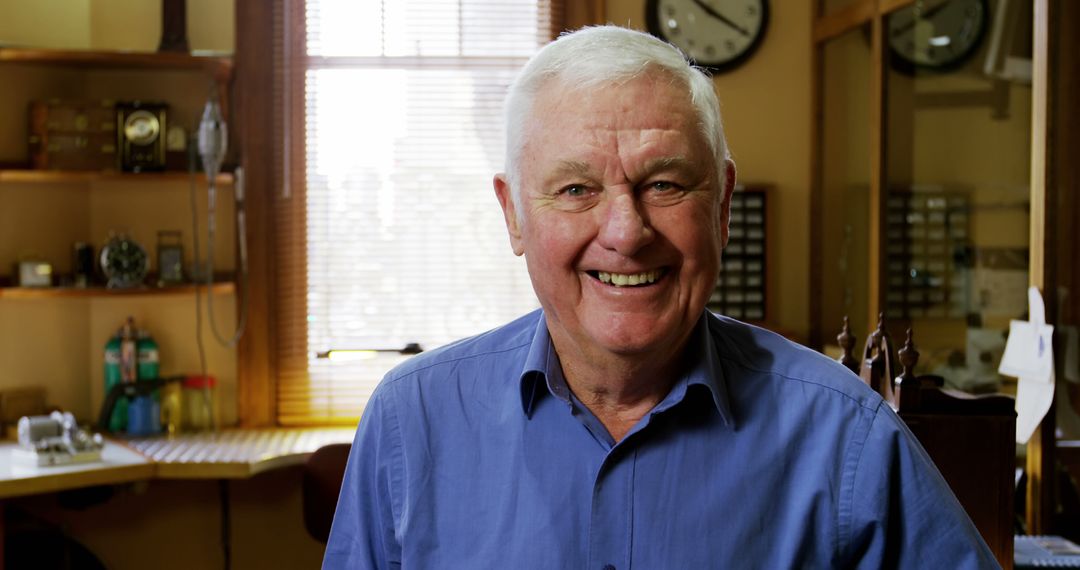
[{"xmin": 810, "ymin": 0, "xmax": 1060, "ymax": 533}]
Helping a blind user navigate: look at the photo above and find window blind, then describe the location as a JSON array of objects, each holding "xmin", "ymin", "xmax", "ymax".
[{"xmin": 277, "ymin": 0, "xmax": 553, "ymax": 425}]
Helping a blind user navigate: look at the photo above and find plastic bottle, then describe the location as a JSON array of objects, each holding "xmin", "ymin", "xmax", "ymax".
[
  {"xmin": 182, "ymin": 375, "xmax": 217, "ymax": 431},
  {"xmin": 103, "ymin": 317, "xmax": 137, "ymax": 432},
  {"xmin": 136, "ymin": 330, "xmax": 159, "ymax": 381}
]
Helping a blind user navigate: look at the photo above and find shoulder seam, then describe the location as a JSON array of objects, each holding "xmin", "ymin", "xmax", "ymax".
[
  {"xmin": 707, "ymin": 315, "xmax": 877, "ymax": 411},
  {"xmin": 719, "ymin": 355, "xmax": 880, "ymax": 412}
]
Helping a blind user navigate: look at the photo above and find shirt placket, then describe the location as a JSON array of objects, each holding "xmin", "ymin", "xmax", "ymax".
[{"xmin": 587, "ymin": 446, "xmax": 636, "ymax": 570}]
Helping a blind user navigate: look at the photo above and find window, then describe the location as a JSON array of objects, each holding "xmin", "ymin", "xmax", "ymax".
[{"xmin": 276, "ymin": 0, "xmax": 555, "ymax": 424}]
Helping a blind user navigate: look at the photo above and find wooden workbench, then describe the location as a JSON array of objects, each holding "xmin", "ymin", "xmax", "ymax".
[{"xmin": 0, "ymin": 427, "xmax": 355, "ymax": 499}]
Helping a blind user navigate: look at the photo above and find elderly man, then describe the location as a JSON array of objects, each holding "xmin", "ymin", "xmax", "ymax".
[{"xmin": 325, "ymin": 26, "xmax": 997, "ymax": 569}]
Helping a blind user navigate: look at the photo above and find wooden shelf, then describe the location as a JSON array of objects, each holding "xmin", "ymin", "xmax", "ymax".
[
  {"xmin": 0, "ymin": 281, "xmax": 235, "ymax": 299},
  {"xmin": 0, "ymin": 169, "xmax": 234, "ymax": 184},
  {"xmin": 0, "ymin": 47, "xmax": 232, "ymax": 79}
]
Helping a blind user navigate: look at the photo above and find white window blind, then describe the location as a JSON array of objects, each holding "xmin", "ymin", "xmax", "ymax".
[{"xmin": 279, "ymin": 0, "xmax": 551, "ymax": 424}]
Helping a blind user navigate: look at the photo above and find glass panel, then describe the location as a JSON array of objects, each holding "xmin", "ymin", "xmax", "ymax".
[
  {"xmin": 884, "ymin": 0, "xmax": 1031, "ymax": 395},
  {"xmin": 818, "ymin": 23, "xmax": 872, "ymax": 352}
]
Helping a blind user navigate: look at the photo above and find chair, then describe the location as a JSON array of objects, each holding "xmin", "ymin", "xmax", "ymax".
[
  {"xmin": 302, "ymin": 443, "xmax": 352, "ymax": 543},
  {"xmin": 838, "ymin": 316, "xmax": 1017, "ymax": 568}
]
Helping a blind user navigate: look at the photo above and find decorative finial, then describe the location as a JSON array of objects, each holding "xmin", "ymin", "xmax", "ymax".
[
  {"xmin": 838, "ymin": 316, "xmax": 854, "ymax": 351},
  {"xmin": 898, "ymin": 328, "xmax": 919, "ymax": 377},
  {"xmin": 837, "ymin": 316, "xmax": 858, "ymax": 374}
]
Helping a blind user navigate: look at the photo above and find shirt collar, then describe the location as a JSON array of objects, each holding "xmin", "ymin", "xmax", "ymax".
[{"xmin": 518, "ymin": 311, "xmax": 733, "ymax": 427}]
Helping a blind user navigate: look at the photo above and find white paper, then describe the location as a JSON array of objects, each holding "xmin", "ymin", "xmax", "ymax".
[
  {"xmin": 1003, "ymin": 287, "xmax": 1058, "ymax": 444},
  {"xmin": 1000, "ymin": 320, "xmax": 1055, "ymax": 382},
  {"xmin": 1016, "ymin": 367, "xmax": 1056, "ymax": 444}
]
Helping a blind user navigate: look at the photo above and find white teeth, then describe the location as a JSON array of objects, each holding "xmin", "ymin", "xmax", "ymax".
[{"xmin": 596, "ymin": 270, "xmax": 660, "ymax": 287}]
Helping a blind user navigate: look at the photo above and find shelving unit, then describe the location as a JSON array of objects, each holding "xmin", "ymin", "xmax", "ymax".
[
  {"xmin": 0, "ymin": 281, "xmax": 235, "ymax": 299},
  {"xmin": 0, "ymin": 46, "xmax": 232, "ymax": 78},
  {"xmin": 708, "ymin": 184, "xmax": 769, "ymax": 322},
  {"xmin": 0, "ymin": 170, "xmax": 233, "ymax": 184},
  {"xmin": 0, "ymin": 45, "xmax": 238, "ymax": 425}
]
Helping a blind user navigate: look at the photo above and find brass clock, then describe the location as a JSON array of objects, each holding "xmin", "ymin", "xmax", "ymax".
[
  {"xmin": 646, "ymin": 0, "xmax": 769, "ymax": 73},
  {"xmin": 117, "ymin": 102, "xmax": 168, "ymax": 172}
]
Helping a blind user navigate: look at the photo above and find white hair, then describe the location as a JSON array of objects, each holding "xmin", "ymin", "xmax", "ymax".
[{"xmin": 503, "ymin": 25, "xmax": 731, "ymax": 213}]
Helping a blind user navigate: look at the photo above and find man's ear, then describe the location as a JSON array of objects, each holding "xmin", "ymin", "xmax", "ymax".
[
  {"xmin": 719, "ymin": 159, "xmax": 736, "ymax": 249},
  {"xmin": 494, "ymin": 173, "xmax": 525, "ymax": 256}
]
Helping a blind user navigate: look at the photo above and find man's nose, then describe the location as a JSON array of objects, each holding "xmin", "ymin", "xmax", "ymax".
[{"xmin": 596, "ymin": 192, "xmax": 655, "ymax": 256}]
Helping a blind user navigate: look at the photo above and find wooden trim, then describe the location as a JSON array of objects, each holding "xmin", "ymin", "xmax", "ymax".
[
  {"xmin": 867, "ymin": 13, "xmax": 886, "ymax": 330},
  {"xmin": 0, "ymin": 282, "xmax": 234, "ymax": 300},
  {"xmin": 1056, "ymin": 1, "xmax": 1080, "ymax": 329},
  {"xmin": 812, "ymin": 0, "xmax": 873, "ymax": 44},
  {"xmin": 0, "ymin": 47, "xmax": 232, "ymax": 77},
  {"xmin": 878, "ymin": 0, "xmax": 915, "ymax": 16},
  {"xmin": 1025, "ymin": 0, "xmax": 1054, "ymax": 536},
  {"xmin": 235, "ymin": 0, "xmax": 280, "ymax": 426},
  {"xmin": 0, "ymin": 170, "xmax": 233, "ymax": 184},
  {"xmin": 808, "ymin": 38, "xmax": 824, "ymax": 349}
]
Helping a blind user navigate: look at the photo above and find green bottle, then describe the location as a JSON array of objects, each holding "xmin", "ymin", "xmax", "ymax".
[{"xmin": 103, "ymin": 318, "xmax": 136, "ymax": 432}]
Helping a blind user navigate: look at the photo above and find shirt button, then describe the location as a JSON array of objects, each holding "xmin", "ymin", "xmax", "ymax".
[{"xmin": 602, "ymin": 565, "xmax": 616, "ymax": 570}]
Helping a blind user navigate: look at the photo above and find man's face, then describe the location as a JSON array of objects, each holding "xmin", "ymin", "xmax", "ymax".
[{"xmin": 495, "ymin": 73, "xmax": 733, "ymax": 366}]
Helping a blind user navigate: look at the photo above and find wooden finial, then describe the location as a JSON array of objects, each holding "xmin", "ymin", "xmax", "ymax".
[
  {"xmin": 895, "ymin": 328, "xmax": 921, "ymax": 412},
  {"xmin": 837, "ymin": 316, "xmax": 858, "ymax": 374},
  {"xmin": 898, "ymin": 328, "xmax": 919, "ymax": 377}
]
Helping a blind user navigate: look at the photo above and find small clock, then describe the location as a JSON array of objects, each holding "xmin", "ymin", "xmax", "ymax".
[
  {"xmin": 100, "ymin": 234, "xmax": 149, "ymax": 289},
  {"xmin": 645, "ymin": 0, "xmax": 769, "ymax": 73},
  {"xmin": 887, "ymin": 0, "xmax": 988, "ymax": 72},
  {"xmin": 117, "ymin": 102, "xmax": 167, "ymax": 172}
]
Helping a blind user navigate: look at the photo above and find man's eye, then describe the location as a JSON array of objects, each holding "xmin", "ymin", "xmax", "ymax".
[
  {"xmin": 561, "ymin": 185, "xmax": 588, "ymax": 197},
  {"xmin": 650, "ymin": 181, "xmax": 676, "ymax": 192}
]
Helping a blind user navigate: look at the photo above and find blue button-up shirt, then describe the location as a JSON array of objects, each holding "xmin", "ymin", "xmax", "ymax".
[{"xmin": 325, "ymin": 310, "xmax": 997, "ymax": 569}]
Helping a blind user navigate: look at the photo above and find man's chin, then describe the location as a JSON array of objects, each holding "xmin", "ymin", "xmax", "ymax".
[{"xmin": 584, "ymin": 321, "xmax": 688, "ymax": 359}]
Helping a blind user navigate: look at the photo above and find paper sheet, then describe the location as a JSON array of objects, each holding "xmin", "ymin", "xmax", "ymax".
[{"xmin": 1000, "ymin": 287, "xmax": 1056, "ymax": 444}]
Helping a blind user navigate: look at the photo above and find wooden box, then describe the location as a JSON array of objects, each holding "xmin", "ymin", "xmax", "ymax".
[{"xmin": 28, "ymin": 99, "xmax": 118, "ymax": 171}]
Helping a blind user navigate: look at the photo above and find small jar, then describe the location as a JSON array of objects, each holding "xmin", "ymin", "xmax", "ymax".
[
  {"xmin": 160, "ymin": 381, "xmax": 183, "ymax": 435},
  {"xmin": 181, "ymin": 375, "xmax": 217, "ymax": 431}
]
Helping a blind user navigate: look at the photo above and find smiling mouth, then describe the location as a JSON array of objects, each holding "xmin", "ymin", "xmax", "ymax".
[{"xmin": 587, "ymin": 269, "xmax": 667, "ymax": 287}]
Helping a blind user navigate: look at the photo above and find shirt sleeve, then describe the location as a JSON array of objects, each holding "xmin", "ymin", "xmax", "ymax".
[
  {"xmin": 323, "ymin": 382, "xmax": 403, "ymax": 570},
  {"xmin": 841, "ymin": 400, "xmax": 1000, "ymax": 569}
]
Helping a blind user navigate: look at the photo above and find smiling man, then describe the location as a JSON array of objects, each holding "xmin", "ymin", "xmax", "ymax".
[{"xmin": 325, "ymin": 26, "xmax": 998, "ymax": 569}]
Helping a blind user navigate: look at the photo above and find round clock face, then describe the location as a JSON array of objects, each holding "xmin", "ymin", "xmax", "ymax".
[
  {"xmin": 646, "ymin": 0, "xmax": 769, "ymax": 73},
  {"xmin": 887, "ymin": 0, "xmax": 988, "ymax": 71},
  {"xmin": 100, "ymin": 236, "xmax": 149, "ymax": 288},
  {"xmin": 123, "ymin": 110, "xmax": 161, "ymax": 145}
]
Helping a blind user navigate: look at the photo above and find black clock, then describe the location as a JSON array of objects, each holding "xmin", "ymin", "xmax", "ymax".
[
  {"xmin": 646, "ymin": 0, "xmax": 769, "ymax": 73},
  {"xmin": 100, "ymin": 234, "xmax": 149, "ymax": 289},
  {"xmin": 887, "ymin": 0, "xmax": 988, "ymax": 72}
]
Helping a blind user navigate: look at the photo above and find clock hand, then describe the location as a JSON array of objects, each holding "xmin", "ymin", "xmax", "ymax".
[
  {"xmin": 892, "ymin": 0, "xmax": 952, "ymax": 36},
  {"xmin": 690, "ymin": 0, "xmax": 750, "ymax": 37}
]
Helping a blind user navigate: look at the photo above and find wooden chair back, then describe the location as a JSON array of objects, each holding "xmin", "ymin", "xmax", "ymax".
[{"xmin": 837, "ymin": 316, "xmax": 1016, "ymax": 568}]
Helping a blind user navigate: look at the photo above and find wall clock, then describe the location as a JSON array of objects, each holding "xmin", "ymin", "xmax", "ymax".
[
  {"xmin": 100, "ymin": 234, "xmax": 149, "ymax": 289},
  {"xmin": 887, "ymin": 0, "xmax": 989, "ymax": 71},
  {"xmin": 645, "ymin": 0, "xmax": 769, "ymax": 73}
]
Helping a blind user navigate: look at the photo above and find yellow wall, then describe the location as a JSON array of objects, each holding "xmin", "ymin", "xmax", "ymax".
[
  {"xmin": 0, "ymin": 0, "xmax": 91, "ymax": 48},
  {"xmin": 0, "ymin": 0, "xmax": 233, "ymax": 52},
  {"xmin": 608, "ymin": 0, "xmax": 814, "ymax": 339}
]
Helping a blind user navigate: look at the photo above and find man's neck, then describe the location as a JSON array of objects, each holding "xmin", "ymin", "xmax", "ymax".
[{"xmin": 552, "ymin": 336, "xmax": 687, "ymax": 443}]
